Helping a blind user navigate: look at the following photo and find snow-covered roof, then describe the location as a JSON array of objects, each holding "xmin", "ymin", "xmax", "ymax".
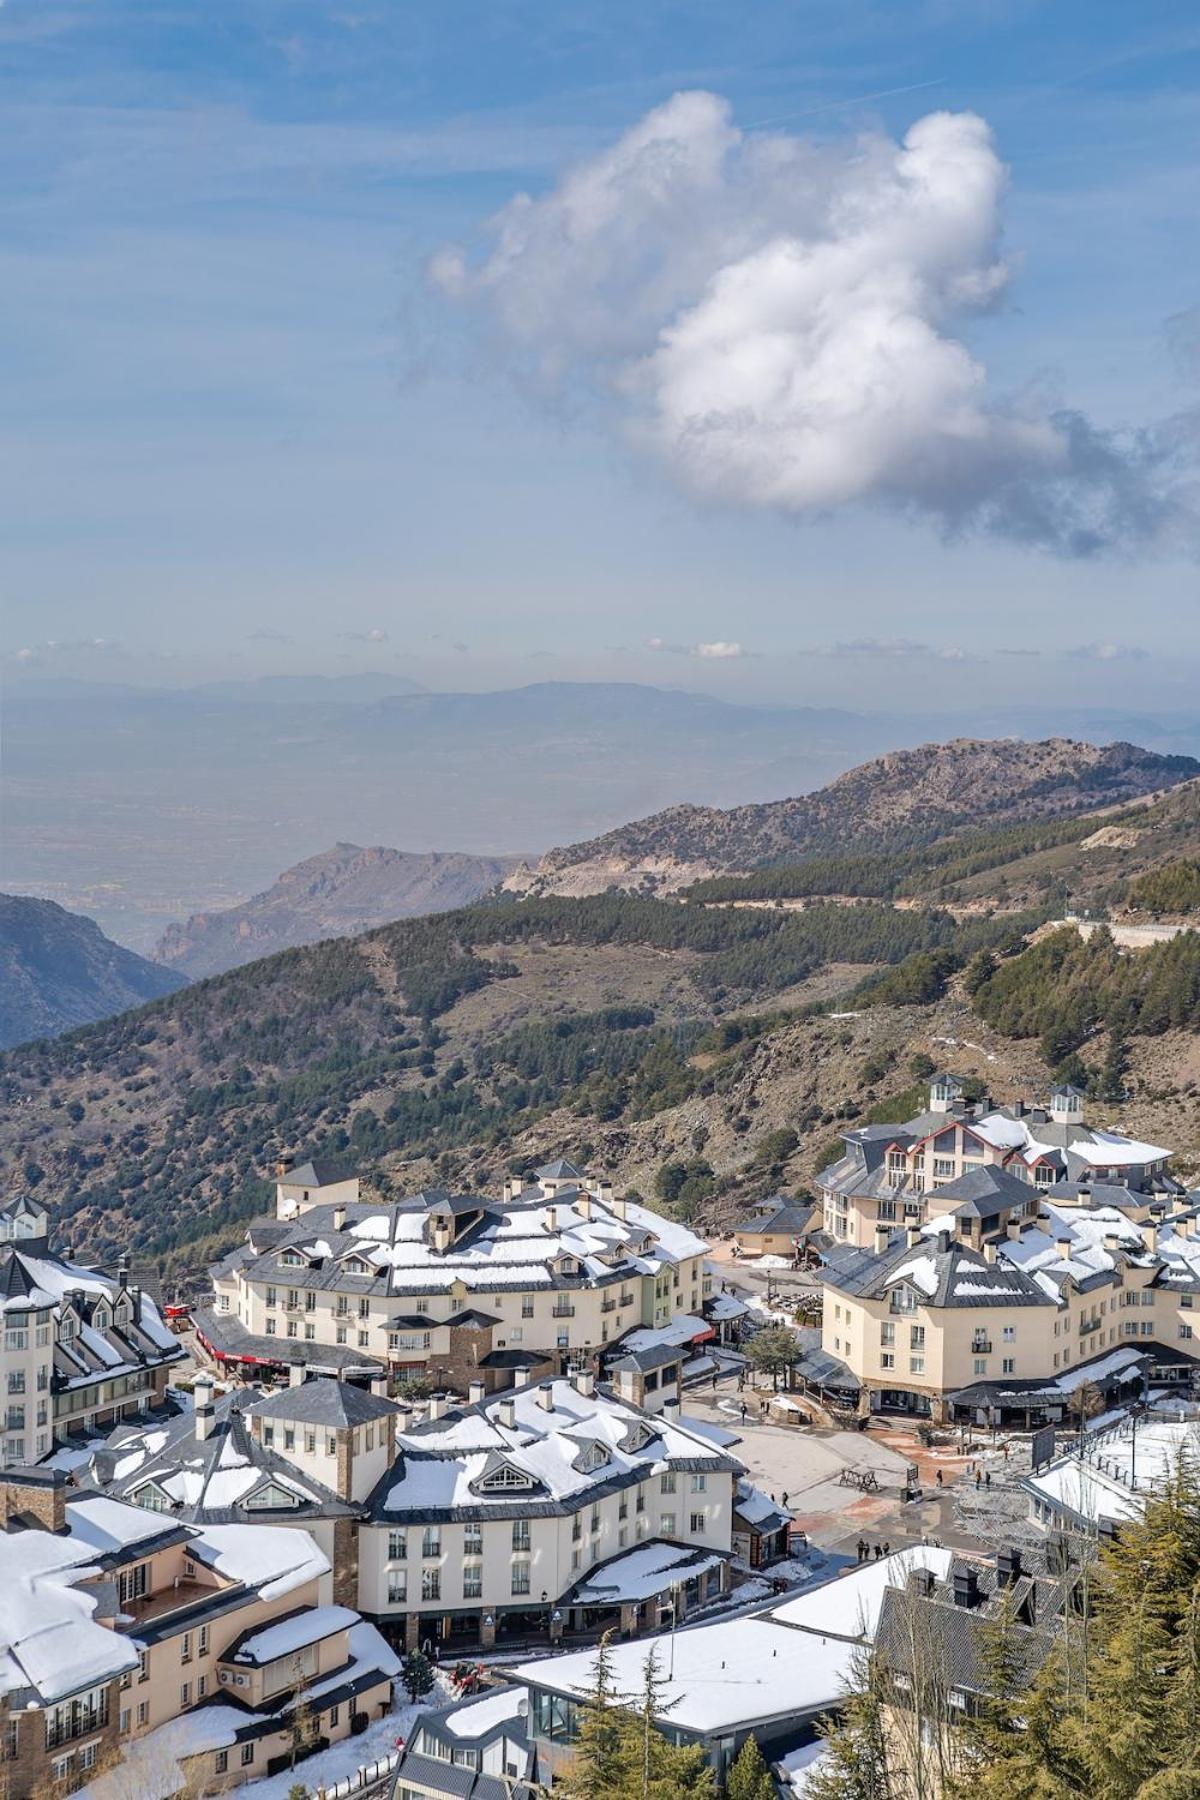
[
  {"xmin": 520, "ymin": 1546, "xmax": 951, "ymax": 1735},
  {"xmin": 0, "ymin": 1531, "xmax": 140, "ymax": 1705},
  {"xmin": 569, "ymin": 1542, "xmax": 725, "ymax": 1606},
  {"xmin": 225, "ymin": 1603, "xmax": 358, "ymax": 1666},
  {"xmin": 620, "ymin": 1315, "xmax": 710, "ymax": 1354},
  {"xmin": 379, "ymin": 1376, "xmax": 738, "ymax": 1518},
  {"xmin": 1025, "ymin": 1417, "xmax": 1200, "ymax": 1528},
  {"xmin": 186, "ymin": 1523, "xmax": 329, "ymax": 1601}
]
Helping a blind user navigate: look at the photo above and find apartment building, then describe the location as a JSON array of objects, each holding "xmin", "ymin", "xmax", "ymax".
[
  {"xmin": 92, "ymin": 1374, "xmax": 398, "ymax": 1606},
  {"xmin": 0, "ymin": 1219, "xmax": 182, "ymax": 1470},
  {"xmin": 817, "ymin": 1075, "xmax": 1180, "ymax": 1249},
  {"xmin": 0, "ymin": 1469, "xmax": 396, "ymax": 1798},
  {"xmin": 198, "ymin": 1161, "xmax": 710, "ymax": 1391},
  {"xmin": 814, "ymin": 1193, "xmax": 1200, "ymax": 1423},
  {"xmin": 358, "ymin": 1369, "xmax": 741, "ymax": 1651}
]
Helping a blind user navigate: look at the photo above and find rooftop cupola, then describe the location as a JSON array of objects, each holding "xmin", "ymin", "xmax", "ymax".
[
  {"xmin": 1050, "ymin": 1083, "xmax": 1085, "ymax": 1124},
  {"xmin": 929, "ymin": 1073, "xmax": 966, "ymax": 1115}
]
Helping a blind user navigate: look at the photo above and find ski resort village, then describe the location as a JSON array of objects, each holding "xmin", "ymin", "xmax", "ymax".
[{"xmin": 3, "ymin": 1076, "xmax": 1200, "ymax": 1798}]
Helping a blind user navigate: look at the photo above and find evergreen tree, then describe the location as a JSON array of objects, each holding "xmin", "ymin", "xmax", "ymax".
[
  {"xmin": 632, "ymin": 1649, "xmax": 714, "ymax": 1800},
  {"xmin": 805, "ymin": 1646, "xmax": 895, "ymax": 1800},
  {"xmin": 400, "ymin": 1649, "xmax": 436, "ymax": 1703},
  {"xmin": 556, "ymin": 1633, "xmax": 635, "ymax": 1800},
  {"xmin": 725, "ymin": 1735, "xmax": 775, "ymax": 1800}
]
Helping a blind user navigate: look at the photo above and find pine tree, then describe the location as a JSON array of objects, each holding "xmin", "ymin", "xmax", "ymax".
[
  {"xmin": 556, "ymin": 1633, "xmax": 636, "ymax": 1800},
  {"xmin": 725, "ymin": 1735, "xmax": 775, "ymax": 1800},
  {"xmin": 632, "ymin": 1650, "xmax": 713, "ymax": 1800},
  {"xmin": 400, "ymin": 1648, "xmax": 436, "ymax": 1703},
  {"xmin": 804, "ymin": 1645, "xmax": 894, "ymax": 1800}
]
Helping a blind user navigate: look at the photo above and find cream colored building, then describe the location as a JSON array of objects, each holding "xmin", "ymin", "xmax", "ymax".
[
  {"xmin": 813, "ymin": 1195, "xmax": 1200, "ymax": 1425},
  {"xmin": 0, "ymin": 1225, "xmax": 181, "ymax": 1469},
  {"xmin": 358, "ymin": 1369, "xmax": 742, "ymax": 1651},
  {"xmin": 0, "ymin": 1473, "xmax": 397, "ymax": 1799},
  {"xmin": 816, "ymin": 1076, "xmax": 1180, "ymax": 1250},
  {"xmin": 199, "ymin": 1161, "xmax": 710, "ymax": 1391}
]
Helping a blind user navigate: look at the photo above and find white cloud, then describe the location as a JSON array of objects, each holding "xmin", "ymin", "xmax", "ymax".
[
  {"xmin": 646, "ymin": 635, "xmax": 745, "ymax": 658},
  {"xmin": 1066, "ymin": 641, "xmax": 1149, "ymax": 662},
  {"xmin": 436, "ymin": 92, "xmax": 1198, "ymax": 558},
  {"xmin": 813, "ymin": 636, "xmax": 972, "ymax": 661},
  {"xmin": 338, "ymin": 627, "xmax": 389, "ymax": 643}
]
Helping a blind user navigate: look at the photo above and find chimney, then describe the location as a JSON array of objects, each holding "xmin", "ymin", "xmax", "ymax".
[
  {"xmin": 0, "ymin": 1468, "xmax": 69, "ymax": 1535},
  {"xmin": 333, "ymin": 1204, "xmax": 347, "ymax": 1233},
  {"xmin": 289, "ymin": 1362, "xmax": 306, "ymax": 1387},
  {"xmin": 537, "ymin": 1381, "xmax": 555, "ymax": 1411},
  {"xmin": 1058, "ymin": 1237, "xmax": 1074, "ymax": 1261},
  {"xmin": 1140, "ymin": 1220, "xmax": 1158, "ymax": 1255},
  {"xmin": 428, "ymin": 1395, "xmax": 445, "ymax": 1421},
  {"xmin": 662, "ymin": 1395, "xmax": 680, "ymax": 1420},
  {"xmin": 546, "ymin": 1206, "xmax": 558, "ymax": 1232},
  {"xmin": 937, "ymin": 1229, "xmax": 951, "ymax": 1254},
  {"xmin": 1006, "ymin": 1219, "xmax": 1023, "ymax": 1241},
  {"xmin": 906, "ymin": 1225, "xmax": 923, "ymax": 1248},
  {"xmin": 116, "ymin": 1256, "xmax": 129, "ymax": 1290},
  {"xmin": 194, "ymin": 1376, "xmax": 215, "ymax": 1443},
  {"xmin": 498, "ymin": 1396, "xmax": 516, "ymax": 1430},
  {"xmin": 468, "ymin": 1379, "xmax": 486, "ymax": 1406},
  {"xmin": 875, "ymin": 1223, "xmax": 892, "ymax": 1252},
  {"xmin": 514, "ymin": 1368, "xmax": 531, "ymax": 1389},
  {"xmin": 996, "ymin": 1548, "xmax": 1022, "ymax": 1589},
  {"xmin": 370, "ymin": 1373, "xmax": 389, "ymax": 1399},
  {"xmin": 578, "ymin": 1195, "xmax": 593, "ymax": 1221},
  {"xmin": 598, "ymin": 1181, "xmax": 614, "ymax": 1207},
  {"xmin": 612, "ymin": 1195, "xmax": 628, "ymax": 1222},
  {"xmin": 983, "ymin": 1241, "xmax": 997, "ymax": 1264},
  {"xmin": 573, "ymin": 1369, "xmax": 596, "ymax": 1399},
  {"xmin": 952, "ymin": 1566, "xmax": 981, "ymax": 1609},
  {"xmin": 275, "ymin": 1153, "xmax": 294, "ymax": 1178}
]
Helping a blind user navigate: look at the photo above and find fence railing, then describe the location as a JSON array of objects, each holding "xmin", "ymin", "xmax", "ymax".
[{"xmin": 314, "ymin": 1748, "xmax": 400, "ymax": 1800}]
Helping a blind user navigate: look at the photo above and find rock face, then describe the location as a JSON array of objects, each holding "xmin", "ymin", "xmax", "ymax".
[
  {"xmin": 155, "ymin": 843, "xmax": 521, "ymax": 978},
  {"xmin": 503, "ymin": 738, "xmax": 1199, "ymax": 898},
  {"xmin": 0, "ymin": 895, "xmax": 185, "ymax": 1049}
]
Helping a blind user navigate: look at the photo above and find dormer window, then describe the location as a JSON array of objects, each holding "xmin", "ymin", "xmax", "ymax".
[
  {"xmin": 280, "ymin": 1251, "xmax": 303, "ymax": 1268},
  {"xmin": 92, "ymin": 1307, "xmax": 110, "ymax": 1332},
  {"xmin": 241, "ymin": 1481, "xmax": 302, "ymax": 1511},
  {"xmin": 888, "ymin": 1286, "xmax": 919, "ymax": 1315},
  {"xmin": 131, "ymin": 1482, "xmax": 173, "ymax": 1514},
  {"xmin": 473, "ymin": 1461, "xmax": 536, "ymax": 1493},
  {"xmin": 575, "ymin": 1442, "xmax": 609, "ymax": 1472}
]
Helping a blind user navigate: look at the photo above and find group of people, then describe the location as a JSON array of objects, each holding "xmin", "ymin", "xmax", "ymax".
[{"xmin": 855, "ymin": 1538, "xmax": 891, "ymax": 1562}]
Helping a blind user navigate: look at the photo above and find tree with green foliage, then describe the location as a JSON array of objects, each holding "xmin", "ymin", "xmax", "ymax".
[
  {"xmin": 745, "ymin": 1325, "xmax": 802, "ymax": 1391},
  {"xmin": 400, "ymin": 1649, "xmax": 436, "ymax": 1703},
  {"xmin": 555, "ymin": 1634, "xmax": 634, "ymax": 1800},
  {"xmin": 725, "ymin": 1735, "xmax": 775, "ymax": 1800}
]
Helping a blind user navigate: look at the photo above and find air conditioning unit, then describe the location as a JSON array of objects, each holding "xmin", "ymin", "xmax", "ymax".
[
  {"xmin": 235, "ymin": 1674, "xmax": 249, "ymax": 1689},
  {"xmin": 219, "ymin": 1671, "xmax": 231, "ymax": 1686}
]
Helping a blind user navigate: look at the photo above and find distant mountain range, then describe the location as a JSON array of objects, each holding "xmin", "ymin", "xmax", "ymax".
[
  {"xmin": 505, "ymin": 738, "xmax": 1200, "ymax": 897},
  {"xmin": 155, "ymin": 842, "xmax": 522, "ymax": 978},
  {"xmin": 0, "ymin": 895, "xmax": 184, "ymax": 1050}
]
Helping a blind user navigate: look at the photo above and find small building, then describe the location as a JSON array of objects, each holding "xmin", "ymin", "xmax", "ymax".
[
  {"xmin": 731, "ymin": 1479, "xmax": 793, "ymax": 1568},
  {"xmin": 388, "ymin": 1685, "xmax": 535, "ymax": 1800},
  {"xmin": 732, "ymin": 1200, "xmax": 816, "ymax": 1261}
]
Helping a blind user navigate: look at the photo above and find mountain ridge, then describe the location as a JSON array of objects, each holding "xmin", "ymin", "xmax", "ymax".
[
  {"xmin": 504, "ymin": 737, "xmax": 1200, "ymax": 898},
  {"xmin": 0, "ymin": 895, "xmax": 185, "ymax": 1050},
  {"xmin": 155, "ymin": 842, "xmax": 523, "ymax": 978}
]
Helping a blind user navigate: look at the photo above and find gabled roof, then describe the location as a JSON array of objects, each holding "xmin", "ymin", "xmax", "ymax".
[
  {"xmin": 933, "ymin": 1165, "xmax": 1035, "ymax": 1219},
  {"xmin": 737, "ymin": 1199, "xmax": 814, "ymax": 1235},
  {"xmin": 277, "ymin": 1158, "xmax": 355, "ymax": 1188},
  {"xmin": 243, "ymin": 1378, "xmax": 399, "ymax": 1429},
  {"xmin": 534, "ymin": 1159, "xmax": 585, "ymax": 1181},
  {"xmin": 824, "ymin": 1235, "xmax": 1054, "ymax": 1310}
]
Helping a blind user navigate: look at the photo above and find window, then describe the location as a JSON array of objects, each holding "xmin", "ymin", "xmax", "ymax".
[
  {"xmin": 358, "ymin": 1331, "xmax": 370, "ymax": 1347},
  {"xmin": 79, "ymin": 1742, "xmax": 98, "ymax": 1772},
  {"xmin": 305, "ymin": 1323, "xmax": 316, "ymax": 1340},
  {"xmin": 241, "ymin": 1743, "xmax": 255, "ymax": 1766},
  {"xmin": 1002, "ymin": 1326, "xmax": 1016, "ymax": 1342},
  {"xmin": 119, "ymin": 1564, "xmax": 149, "ymax": 1607},
  {"xmin": 512, "ymin": 1520, "xmax": 530, "ymax": 1551},
  {"xmin": 330, "ymin": 1705, "xmax": 340, "ymax": 1729},
  {"xmin": 45, "ymin": 1685, "xmax": 109, "ymax": 1750},
  {"xmin": 326, "ymin": 1436, "xmax": 336, "ymax": 1455},
  {"xmin": 388, "ymin": 1570, "xmax": 407, "ymax": 1604},
  {"xmin": 910, "ymin": 1356, "xmax": 924, "ymax": 1375},
  {"xmin": 422, "ymin": 1526, "xmax": 441, "ymax": 1558},
  {"xmin": 359, "ymin": 1297, "xmax": 370, "ymax": 1319},
  {"xmin": 880, "ymin": 1323, "xmax": 895, "ymax": 1346},
  {"xmin": 119, "ymin": 1710, "xmax": 130, "ymax": 1735},
  {"xmin": 880, "ymin": 1353, "xmax": 895, "ymax": 1370},
  {"xmin": 1002, "ymin": 1358, "xmax": 1016, "ymax": 1375},
  {"xmin": 1181, "ymin": 1324, "xmax": 1194, "ymax": 1340},
  {"xmin": 180, "ymin": 1682, "xmax": 191, "ymax": 1707},
  {"xmin": 522, "ymin": 1298, "xmax": 534, "ymax": 1318},
  {"xmin": 660, "ymin": 1472, "xmax": 676, "ymax": 1494},
  {"xmin": 266, "ymin": 1287, "xmax": 277, "ymax": 1308},
  {"xmin": 137, "ymin": 1702, "xmax": 149, "ymax": 1727},
  {"xmin": 909, "ymin": 1325, "xmax": 925, "ymax": 1349},
  {"xmin": 690, "ymin": 1474, "xmax": 707, "ymax": 1493},
  {"xmin": 974, "ymin": 1358, "xmax": 987, "ymax": 1376},
  {"xmin": 689, "ymin": 1512, "xmax": 706, "ymax": 1534},
  {"xmin": 180, "ymin": 1633, "xmax": 192, "ymax": 1664},
  {"xmin": 336, "ymin": 1326, "xmax": 347, "ymax": 1344},
  {"xmin": 287, "ymin": 1321, "xmax": 298, "ymax": 1338},
  {"xmin": 198, "ymin": 1676, "xmax": 208, "ymax": 1698},
  {"xmin": 422, "ymin": 1568, "xmax": 441, "ymax": 1602},
  {"xmin": 463, "ymin": 1563, "xmax": 482, "ymax": 1599},
  {"xmin": 511, "ymin": 1562, "xmax": 531, "ymax": 1596},
  {"xmin": 215, "ymin": 1751, "xmax": 229, "ymax": 1774},
  {"xmin": 464, "ymin": 1523, "xmax": 482, "ymax": 1555},
  {"xmin": 661, "ymin": 1512, "xmax": 676, "ymax": 1535},
  {"xmin": 6, "ymin": 1371, "xmax": 24, "ymax": 1395},
  {"xmin": 265, "ymin": 1319, "xmax": 277, "ymax": 1335}
]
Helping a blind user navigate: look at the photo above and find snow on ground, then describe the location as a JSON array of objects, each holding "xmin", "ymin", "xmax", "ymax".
[{"xmin": 241, "ymin": 1697, "xmax": 425, "ymax": 1800}]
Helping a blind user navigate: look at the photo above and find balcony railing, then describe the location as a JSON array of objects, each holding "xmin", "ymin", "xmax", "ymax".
[
  {"xmin": 971, "ymin": 1340, "xmax": 992, "ymax": 1355},
  {"xmin": 601, "ymin": 1300, "xmax": 616, "ymax": 1314},
  {"xmin": 552, "ymin": 1305, "xmax": 576, "ymax": 1318}
]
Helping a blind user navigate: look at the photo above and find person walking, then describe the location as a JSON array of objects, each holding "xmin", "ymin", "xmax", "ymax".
[
  {"xmin": 935, "ymin": 1469, "xmax": 944, "ymax": 1488},
  {"xmin": 975, "ymin": 1469, "xmax": 982, "ymax": 1489},
  {"xmin": 882, "ymin": 1540, "xmax": 891, "ymax": 1558},
  {"xmin": 985, "ymin": 1471, "xmax": 992, "ymax": 1489},
  {"xmin": 873, "ymin": 1543, "xmax": 882, "ymax": 1560},
  {"xmin": 856, "ymin": 1537, "xmax": 867, "ymax": 1563}
]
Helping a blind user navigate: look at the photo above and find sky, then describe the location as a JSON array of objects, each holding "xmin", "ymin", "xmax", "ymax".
[{"xmin": 2, "ymin": 0, "xmax": 1199, "ymax": 715}]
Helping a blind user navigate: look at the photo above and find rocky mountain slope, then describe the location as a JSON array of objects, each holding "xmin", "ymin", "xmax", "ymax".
[
  {"xmin": 504, "ymin": 738, "xmax": 1199, "ymax": 898},
  {"xmin": 0, "ymin": 895, "xmax": 185, "ymax": 1050},
  {"xmin": 155, "ymin": 843, "xmax": 521, "ymax": 978}
]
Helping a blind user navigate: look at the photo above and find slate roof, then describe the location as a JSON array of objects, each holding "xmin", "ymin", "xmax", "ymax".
[
  {"xmin": 242, "ymin": 1378, "xmax": 399, "ymax": 1429},
  {"xmin": 92, "ymin": 1391, "xmax": 358, "ymax": 1525},
  {"xmin": 933, "ymin": 1165, "xmax": 1036, "ymax": 1220},
  {"xmin": 737, "ymin": 1199, "xmax": 815, "ymax": 1236},
  {"xmin": 875, "ymin": 1553, "xmax": 1068, "ymax": 1700},
  {"xmin": 277, "ymin": 1158, "xmax": 355, "ymax": 1189},
  {"xmin": 823, "ymin": 1234, "xmax": 1055, "ymax": 1310},
  {"xmin": 193, "ymin": 1304, "xmax": 386, "ymax": 1377},
  {"xmin": 606, "ymin": 1344, "xmax": 684, "ymax": 1375}
]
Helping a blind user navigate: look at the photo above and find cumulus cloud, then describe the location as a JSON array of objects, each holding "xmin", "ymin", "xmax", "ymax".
[{"xmin": 434, "ymin": 92, "xmax": 1198, "ymax": 557}]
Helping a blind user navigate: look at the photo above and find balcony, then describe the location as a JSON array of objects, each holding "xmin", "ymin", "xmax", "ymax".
[
  {"xmin": 45, "ymin": 1694, "xmax": 109, "ymax": 1751},
  {"xmin": 601, "ymin": 1300, "xmax": 616, "ymax": 1314},
  {"xmin": 970, "ymin": 1340, "xmax": 992, "ymax": 1355},
  {"xmin": 552, "ymin": 1304, "xmax": 576, "ymax": 1319}
]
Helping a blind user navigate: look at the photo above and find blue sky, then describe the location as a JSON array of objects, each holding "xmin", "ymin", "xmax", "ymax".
[{"xmin": 3, "ymin": 0, "xmax": 1198, "ymax": 713}]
